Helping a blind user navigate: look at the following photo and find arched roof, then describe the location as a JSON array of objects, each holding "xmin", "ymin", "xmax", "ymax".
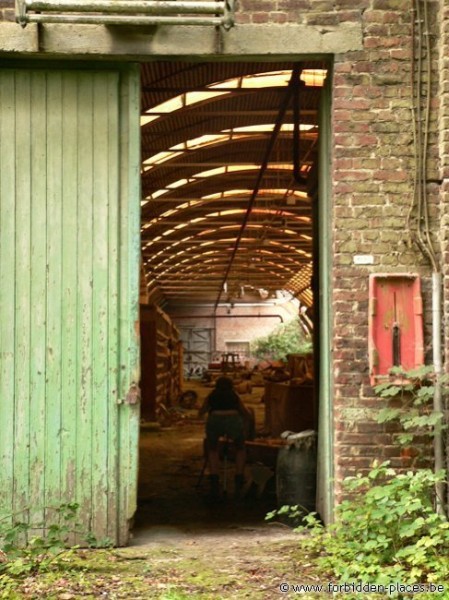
[{"xmin": 140, "ymin": 61, "xmax": 327, "ymax": 308}]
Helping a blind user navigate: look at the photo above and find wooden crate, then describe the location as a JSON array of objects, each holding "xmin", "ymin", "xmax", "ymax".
[{"xmin": 264, "ymin": 381, "xmax": 315, "ymax": 437}]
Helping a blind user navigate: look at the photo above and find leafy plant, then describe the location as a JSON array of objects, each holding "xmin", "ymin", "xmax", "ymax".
[
  {"xmin": 84, "ymin": 531, "xmax": 114, "ymax": 549},
  {"xmin": 265, "ymin": 367, "xmax": 449, "ymax": 592},
  {"xmin": 374, "ymin": 365, "xmax": 447, "ymax": 447},
  {"xmin": 266, "ymin": 503, "xmax": 310, "ymax": 527},
  {"xmin": 250, "ymin": 317, "xmax": 312, "ymax": 362},
  {"xmin": 0, "ymin": 503, "xmax": 84, "ymax": 581},
  {"xmin": 268, "ymin": 463, "xmax": 449, "ymax": 586}
]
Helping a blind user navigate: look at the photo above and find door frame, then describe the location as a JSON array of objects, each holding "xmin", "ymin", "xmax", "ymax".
[
  {"xmin": 316, "ymin": 67, "xmax": 334, "ymax": 524},
  {"xmin": 137, "ymin": 56, "xmax": 335, "ymax": 522}
]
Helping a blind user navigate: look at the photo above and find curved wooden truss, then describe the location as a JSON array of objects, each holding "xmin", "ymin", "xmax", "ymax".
[{"xmin": 140, "ymin": 61, "xmax": 327, "ymax": 308}]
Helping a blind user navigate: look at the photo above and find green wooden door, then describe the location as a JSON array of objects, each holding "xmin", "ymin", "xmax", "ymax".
[{"xmin": 0, "ymin": 65, "xmax": 141, "ymax": 545}]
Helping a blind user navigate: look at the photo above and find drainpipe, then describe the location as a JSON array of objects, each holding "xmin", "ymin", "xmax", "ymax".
[
  {"xmin": 412, "ymin": 0, "xmax": 445, "ymax": 515},
  {"xmin": 423, "ymin": 0, "xmax": 445, "ymax": 516},
  {"xmin": 432, "ymin": 274, "xmax": 445, "ymax": 514}
]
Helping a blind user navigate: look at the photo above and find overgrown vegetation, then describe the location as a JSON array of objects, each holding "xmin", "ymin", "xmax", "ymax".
[
  {"xmin": 0, "ymin": 503, "xmax": 114, "ymax": 597},
  {"xmin": 269, "ymin": 464, "xmax": 449, "ymax": 589},
  {"xmin": 0, "ymin": 503, "xmax": 79, "ymax": 579},
  {"xmin": 250, "ymin": 317, "xmax": 312, "ymax": 362},
  {"xmin": 374, "ymin": 365, "xmax": 447, "ymax": 448},
  {"xmin": 266, "ymin": 366, "xmax": 449, "ymax": 594}
]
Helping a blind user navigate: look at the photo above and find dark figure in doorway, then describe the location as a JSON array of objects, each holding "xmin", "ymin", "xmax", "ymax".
[{"xmin": 198, "ymin": 376, "xmax": 251, "ymax": 499}]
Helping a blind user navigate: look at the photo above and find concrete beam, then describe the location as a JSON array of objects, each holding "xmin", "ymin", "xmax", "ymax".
[
  {"xmin": 0, "ymin": 22, "xmax": 39, "ymax": 53},
  {"xmin": 0, "ymin": 21, "xmax": 362, "ymax": 59}
]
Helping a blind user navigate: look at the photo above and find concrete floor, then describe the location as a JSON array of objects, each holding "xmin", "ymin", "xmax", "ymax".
[{"xmin": 131, "ymin": 379, "xmax": 279, "ymax": 545}]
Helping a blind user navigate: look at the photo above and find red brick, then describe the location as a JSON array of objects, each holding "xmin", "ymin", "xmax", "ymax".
[{"xmin": 251, "ymin": 12, "xmax": 269, "ymax": 23}]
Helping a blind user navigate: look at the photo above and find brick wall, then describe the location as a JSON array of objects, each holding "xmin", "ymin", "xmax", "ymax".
[
  {"xmin": 438, "ymin": 0, "xmax": 449, "ymax": 495},
  {"xmin": 331, "ymin": 0, "xmax": 442, "ymax": 500},
  {"xmin": 226, "ymin": 0, "xmax": 443, "ymax": 502},
  {"xmin": 169, "ymin": 302, "xmax": 300, "ymax": 359},
  {"xmin": 235, "ymin": 0, "xmax": 367, "ymax": 26}
]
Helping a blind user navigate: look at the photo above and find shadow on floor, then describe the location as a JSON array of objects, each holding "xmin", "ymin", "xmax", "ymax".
[{"xmin": 131, "ymin": 384, "xmax": 279, "ymax": 545}]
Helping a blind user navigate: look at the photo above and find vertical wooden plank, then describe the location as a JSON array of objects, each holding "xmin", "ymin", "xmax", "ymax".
[
  {"xmin": 60, "ymin": 72, "xmax": 79, "ymax": 517},
  {"xmin": 76, "ymin": 72, "xmax": 94, "ymax": 536},
  {"xmin": 106, "ymin": 73, "xmax": 121, "ymax": 544},
  {"xmin": 44, "ymin": 71, "xmax": 63, "ymax": 522},
  {"xmin": 28, "ymin": 71, "xmax": 49, "ymax": 531},
  {"xmin": 91, "ymin": 72, "xmax": 119, "ymax": 540},
  {"xmin": 0, "ymin": 71, "xmax": 16, "ymax": 523},
  {"xmin": 13, "ymin": 71, "xmax": 33, "ymax": 527},
  {"xmin": 118, "ymin": 66, "xmax": 141, "ymax": 545}
]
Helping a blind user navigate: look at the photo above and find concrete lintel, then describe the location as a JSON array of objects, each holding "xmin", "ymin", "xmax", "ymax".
[
  {"xmin": 224, "ymin": 23, "xmax": 362, "ymax": 56},
  {"xmin": 0, "ymin": 21, "xmax": 362, "ymax": 59},
  {"xmin": 0, "ymin": 22, "xmax": 39, "ymax": 53}
]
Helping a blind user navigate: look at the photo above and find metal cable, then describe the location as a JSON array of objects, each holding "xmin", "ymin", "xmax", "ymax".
[{"xmin": 421, "ymin": 0, "xmax": 438, "ymax": 270}]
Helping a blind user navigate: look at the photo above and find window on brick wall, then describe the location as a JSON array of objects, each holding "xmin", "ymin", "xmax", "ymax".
[{"xmin": 225, "ymin": 341, "xmax": 250, "ymax": 360}]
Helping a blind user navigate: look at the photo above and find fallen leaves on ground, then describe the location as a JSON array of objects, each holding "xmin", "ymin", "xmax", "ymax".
[{"xmin": 0, "ymin": 532, "xmax": 327, "ymax": 599}]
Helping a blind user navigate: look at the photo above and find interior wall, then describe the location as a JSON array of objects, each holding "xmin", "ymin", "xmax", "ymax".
[{"xmin": 169, "ymin": 302, "xmax": 300, "ymax": 360}]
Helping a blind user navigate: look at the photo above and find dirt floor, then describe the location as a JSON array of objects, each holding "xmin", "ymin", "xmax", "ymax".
[
  {"xmin": 126, "ymin": 378, "xmax": 322, "ymax": 598},
  {"xmin": 133, "ymin": 378, "xmax": 277, "ymax": 536}
]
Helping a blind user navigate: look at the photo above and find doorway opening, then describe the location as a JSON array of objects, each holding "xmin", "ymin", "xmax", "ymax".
[{"xmin": 135, "ymin": 60, "xmax": 329, "ymax": 536}]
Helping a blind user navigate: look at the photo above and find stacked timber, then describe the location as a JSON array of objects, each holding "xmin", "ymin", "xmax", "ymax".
[{"xmin": 140, "ymin": 304, "xmax": 182, "ymax": 422}]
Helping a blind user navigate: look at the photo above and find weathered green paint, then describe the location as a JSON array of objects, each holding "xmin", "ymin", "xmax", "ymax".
[
  {"xmin": 0, "ymin": 72, "xmax": 16, "ymax": 527},
  {"xmin": 0, "ymin": 65, "xmax": 141, "ymax": 545},
  {"xmin": 118, "ymin": 66, "xmax": 142, "ymax": 545}
]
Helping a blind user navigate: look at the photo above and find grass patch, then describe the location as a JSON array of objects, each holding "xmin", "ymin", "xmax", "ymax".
[{"xmin": 1, "ymin": 537, "xmax": 324, "ymax": 599}]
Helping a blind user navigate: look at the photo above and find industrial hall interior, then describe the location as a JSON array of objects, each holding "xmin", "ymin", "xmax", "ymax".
[{"xmin": 136, "ymin": 61, "xmax": 323, "ymax": 532}]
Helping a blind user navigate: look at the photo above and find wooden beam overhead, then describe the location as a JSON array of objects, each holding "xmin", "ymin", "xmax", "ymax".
[{"xmin": 139, "ymin": 60, "xmax": 321, "ymax": 306}]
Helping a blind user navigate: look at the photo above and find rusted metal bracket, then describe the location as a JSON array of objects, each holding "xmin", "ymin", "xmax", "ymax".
[
  {"xmin": 124, "ymin": 383, "xmax": 141, "ymax": 406},
  {"xmin": 15, "ymin": 0, "xmax": 235, "ymax": 29}
]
